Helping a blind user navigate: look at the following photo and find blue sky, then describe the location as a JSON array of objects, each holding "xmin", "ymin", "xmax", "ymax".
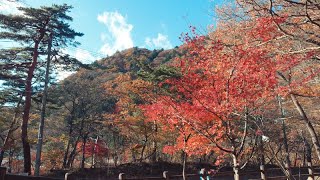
[{"xmin": 0, "ymin": 0, "xmax": 223, "ymax": 64}]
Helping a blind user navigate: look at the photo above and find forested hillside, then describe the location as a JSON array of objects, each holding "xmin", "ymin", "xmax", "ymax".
[{"xmin": 0, "ymin": 1, "xmax": 319, "ymax": 180}]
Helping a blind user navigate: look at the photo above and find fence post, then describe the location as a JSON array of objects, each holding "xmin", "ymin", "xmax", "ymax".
[
  {"xmin": 163, "ymin": 171, "xmax": 170, "ymax": 180},
  {"xmin": 200, "ymin": 168, "xmax": 207, "ymax": 180},
  {"xmin": 260, "ymin": 164, "xmax": 266, "ymax": 180},
  {"xmin": 119, "ymin": 173, "xmax": 126, "ymax": 180},
  {"xmin": 307, "ymin": 162, "xmax": 314, "ymax": 180},
  {"xmin": 0, "ymin": 167, "xmax": 6, "ymax": 180},
  {"xmin": 64, "ymin": 172, "xmax": 71, "ymax": 180}
]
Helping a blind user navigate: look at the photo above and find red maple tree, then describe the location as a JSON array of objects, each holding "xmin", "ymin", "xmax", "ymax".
[{"xmin": 141, "ymin": 16, "xmax": 318, "ymax": 179}]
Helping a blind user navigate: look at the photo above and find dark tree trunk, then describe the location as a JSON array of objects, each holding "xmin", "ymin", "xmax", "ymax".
[
  {"xmin": 8, "ymin": 148, "xmax": 13, "ymax": 173},
  {"xmin": 68, "ymin": 115, "xmax": 85, "ymax": 168},
  {"xmin": 21, "ymin": 42, "xmax": 40, "ymax": 174},
  {"xmin": 63, "ymin": 116, "xmax": 74, "ymax": 169},
  {"xmin": 21, "ymin": 74, "xmax": 33, "ymax": 174},
  {"xmin": 21, "ymin": 23, "xmax": 47, "ymax": 174},
  {"xmin": 139, "ymin": 133, "xmax": 148, "ymax": 162},
  {"xmin": 62, "ymin": 138, "xmax": 71, "ymax": 168},
  {"xmin": 0, "ymin": 151, "xmax": 4, "ymax": 166},
  {"xmin": 139, "ymin": 144, "xmax": 146, "ymax": 162},
  {"xmin": 66, "ymin": 136, "xmax": 80, "ymax": 168}
]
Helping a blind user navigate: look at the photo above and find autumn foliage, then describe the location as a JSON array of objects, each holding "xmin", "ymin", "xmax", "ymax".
[
  {"xmin": 1, "ymin": 1, "xmax": 320, "ymax": 178},
  {"xmin": 77, "ymin": 139, "xmax": 108, "ymax": 157},
  {"xmin": 141, "ymin": 15, "xmax": 319, "ymax": 169}
]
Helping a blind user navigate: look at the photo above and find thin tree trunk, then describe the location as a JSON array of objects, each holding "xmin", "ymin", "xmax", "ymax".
[
  {"xmin": 92, "ymin": 136, "xmax": 98, "ymax": 168},
  {"xmin": 139, "ymin": 131, "xmax": 148, "ymax": 162},
  {"xmin": 0, "ymin": 151, "xmax": 4, "ymax": 166},
  {"xmin": 34, "ymin": 32, "xmax": 52, "ymax": 176},
  {"xmin": 62, "ymin": 114, "xmax": 75, "ymax": 168},
  {"xmin": 112, "ymin": 131, "xmax": 118, "ymax": 167},
  {"xmin": 182, "ymin": 150, "xmax": 187, "ymax": 180},
  {"xmin": 303, "ymin": 145, "xmax": 306, "ymax": 166},
  {"xmin": 68, "ymin": 115, "xmax": 86, "ymax": 168},
  {"xmin": 303, "ymin": 136, "xmax": 314, "ymax": 180},
  {"xmin": 62, "ymin": 125, "xmax": 72, "ymax": 168},
  {"xmin": 62, "ymin": 139, "xmax": 71, "ymax": 168},
  {"xmin": 66, "ymin": 136, "xmax": 80, "ymax": 168},
  {"xmin": 278, "ymin": 96, "xmax": 293, "ymax": 178},
  {"xmin": 91, "ymin": 145, "xmax": 94, "ymax": 168},
  {"xmin": 182, "ymin": 134, "xmax": 190, "ymax": 180},
  {"xmin": 8, "ymin": 148, "xmax": 13, "ymax": 173},
  {"xmin": 139, "ymin": 145, "xmax": 146, "ymax": 162},
  {"xmin": 232, "ymin": 154, "xmax": 239, "ymax": 180},
  {"xmin": 290, "ymin": 94, "xmax": 320, "ymax": 161},
  {"xmin": 293, "ymin": 152, "xmax": 298, "ymax": 167},
  {"xmin": 151, "ymin": 120, "xmax": 158, "ymax": 163},
  {"xmin": 259, "ymin": 135, "xmax": 266, "ymax": 180}
]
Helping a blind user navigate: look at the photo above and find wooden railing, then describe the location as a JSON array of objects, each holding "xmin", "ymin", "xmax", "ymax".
[
  {"xmin": 1, "ymin": 166, "xmax": 320, "ymax": 180},
  {"xmin": 0, "ymin": 167, "xmax": 63, "ymax": 180}
]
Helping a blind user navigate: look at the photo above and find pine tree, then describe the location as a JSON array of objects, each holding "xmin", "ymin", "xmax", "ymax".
[{"xmin": 0, "ymin": 4, "xmax": 83, "ymax": 174}]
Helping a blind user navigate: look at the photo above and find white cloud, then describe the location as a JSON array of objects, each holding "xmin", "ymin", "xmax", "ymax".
[
  {"xmin": 56, "ymin": 70, "xmax": 75, "ymax": 82},
  {"xmin": 74, "ymin": 49, "xmax": 96, "ymax": 64},
  {"xmin": 0, "ymin": 0, "xmax": 24, "ymax": 15},
  {"xmin": 62, "ymin": 48, "xmax": 97, "ymax": 64},
  {"xmin": 97, "ymin": 11, "xmax": 134, "ymax": 56},
  {"xmin": 144, "ymin": 33, "xmax": 173, "ymax": 50}
]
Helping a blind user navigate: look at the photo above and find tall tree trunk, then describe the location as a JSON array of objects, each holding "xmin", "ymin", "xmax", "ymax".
[
  {"xmin": 21, "ymin": 23, "xmax": 47, "ymax": 174},
  {"xmin": 21, "ymin": 71, "xmax": 33, "ymax": 175},
  {"xmin": 290, "ymin": 94, "xmax": 320, "ymax": 160},
  {"xmin": 22, "ymin": 42, "xmax": 41, "ymax": 175},
  {"xmin": 278, "ymin": 96, "xmax": 293, "ymax": 178},
  {"xmin": 0, "ymin": 96, "xmax": 22, "ymax": 165},
  {"xmin": 34, "ymin": 32, "xmax": 52, "ymax": 176}
]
